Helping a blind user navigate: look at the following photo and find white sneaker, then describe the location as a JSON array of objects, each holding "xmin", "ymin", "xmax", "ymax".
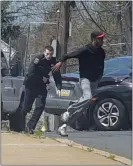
[
  {"xmin": 57, "ymin": 126, "xmax": 68, "ymax": 137},
  {"xmin": 61, "ymin": 112, "xmax": 70, "ymax": 122}
]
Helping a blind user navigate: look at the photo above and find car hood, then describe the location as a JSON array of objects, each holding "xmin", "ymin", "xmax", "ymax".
[
  {"xmin": 101, "ymin": 75, "xmax": 130, "ymax": 83},
  {"xmin": 62, "ymin": 69, "xmax": 131, "ymax": 82},
  {"xmin": 102, "ymin": 68, "xmax": 132, "ymax": 83},
  {"xmin": 104, "ymin": 68, "xmax": 132, "ymax": 77}
]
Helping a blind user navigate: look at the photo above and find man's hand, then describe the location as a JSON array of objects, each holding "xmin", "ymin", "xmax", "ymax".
[
  {"xmin": 52, "ymin": 62, "xmax": 62, "ymax": 73},
  {"xmin": 46, "ymin": 84, "xmax": 50, "ymax": 90}
]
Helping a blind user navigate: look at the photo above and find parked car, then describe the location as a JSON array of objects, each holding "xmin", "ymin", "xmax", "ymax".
[
  {"xmin": 59, "ymin": 56, "xmax": 132, "ymax": 131},
  {"xmin": 45, "ymin": 70, "xmax": 132, "ymax": 131},
  {"xmin": 45, "ymin": 56, "xmax": 132, "ymax": 131},
  {"xmin": 86, "ymin": 75, "xmax": 132, "ymax": 131},
  {"xmin": 1, "ymin": 50, "xmax": 24, "ymax": 124},
  {"xmin": 1, "ymin": 54, "xmax": 132, "ymax": 131}
]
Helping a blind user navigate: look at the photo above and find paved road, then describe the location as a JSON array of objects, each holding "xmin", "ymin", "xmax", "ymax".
[{"xmin": 44, "ymin": 130, "xmax": 132, "ymax": 159}]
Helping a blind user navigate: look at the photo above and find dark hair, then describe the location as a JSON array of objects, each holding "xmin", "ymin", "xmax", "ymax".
[
  {"xmin": 45, "ymin": 45, "xmax": 54, "ymax": 52},
  {"xmin": 91, "ymin": 31, "xmax": 105, "ymax": 41}
]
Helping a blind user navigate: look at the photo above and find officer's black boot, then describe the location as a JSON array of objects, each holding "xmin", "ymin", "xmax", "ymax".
[
  {"xmin": 20, "ymin": 111, "xmax": 27, "ymax": 132},
  {"xmin": 25, "ymin": 126, "xmax": 34, "ymax": 134},
  {"xmin": 26, "ymin": 108, "xmax": 44, "ymax": 134}
]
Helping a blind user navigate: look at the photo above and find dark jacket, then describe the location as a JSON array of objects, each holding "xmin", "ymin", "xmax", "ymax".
[
  {"xmin": 60, "ymin": 44, "xmax": 105, "ymax": 82},
  {"xmin": 24, "ymin": 54, "xmax": 62, "ymax": 90}
]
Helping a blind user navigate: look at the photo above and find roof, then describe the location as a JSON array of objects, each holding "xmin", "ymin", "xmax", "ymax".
[{"xmin": 1, "ymin": 40, "xmax": 17, "ymax": 66}]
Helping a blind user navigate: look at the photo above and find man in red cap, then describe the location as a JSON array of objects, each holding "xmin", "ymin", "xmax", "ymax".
[{"xmin": 52, "ymin": 31, "xmax": 106, "ymax": 136}]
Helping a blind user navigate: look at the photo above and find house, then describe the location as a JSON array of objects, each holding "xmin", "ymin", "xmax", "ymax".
[{"xmin": 1, "ymin": 40, "xmax": 17, "ymax": 68}]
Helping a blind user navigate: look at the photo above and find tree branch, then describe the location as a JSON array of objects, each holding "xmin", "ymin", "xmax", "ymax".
[{"xmin": 81, "ymin": 1, "xmax": 106, "ymax": 32}]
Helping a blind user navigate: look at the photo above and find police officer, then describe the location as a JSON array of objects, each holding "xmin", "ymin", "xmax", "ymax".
[{"xmin": 22, "ymin": 45, "xmax": 62, "ymax": 134}]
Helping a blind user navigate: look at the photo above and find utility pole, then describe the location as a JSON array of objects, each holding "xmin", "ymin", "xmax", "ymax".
[
  {"xmin": 54, "ymin": 1, "xmax": 76, "ymax": 131},
  {"xmin": 9, "ymin": 36, "xmax": 12, "ymax": 69},
  {"xmin": 57, "ymin": 1, "xmax": 70, "ymax": 74},
  {"xmin": 23, "ymin": 24, "xmax": 30, "ymax": 76},
  {"xmin": 54, "ymin": 1, "xmax": 70, "ymax": 131},
  {"xmin": 116, "ymin": 1, "xmax": 123, "ymax": 54},
  {"xmin": 8, "ymin": 25, "xmax": 13, "ymax": 70},
  {"xmin": 124, "ymin": 1, "xmax": 132, "ymax": 55}
]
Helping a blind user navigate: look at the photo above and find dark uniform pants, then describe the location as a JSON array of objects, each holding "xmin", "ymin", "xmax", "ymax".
[{"xmin": 22, "ymin": 87, "xmax": 47, "ymax": 131}]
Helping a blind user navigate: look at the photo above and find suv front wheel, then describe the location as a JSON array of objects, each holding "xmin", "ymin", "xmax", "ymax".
[{"xmin": 93, "ymin": 98, "xmax": 128, "ymax": 131}]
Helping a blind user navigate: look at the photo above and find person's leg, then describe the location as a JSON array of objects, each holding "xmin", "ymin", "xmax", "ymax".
[
  {"xmin": 68, "ymin": 79, "xmax": 99, "ymax": 124},
  {"xmin": 21, "ymin": 88, "xmax": 36, "ymax": 131},
  {"xmin": 90, "ymin": 79, "xmax": 99, "ymax": 94},
  {"xmin": 26, "ymin": 89, "xmax": 47, "ymax": 133},
  {"xmin": 58, "ymin": 78, "xmax": 98, "ymax": 136}
]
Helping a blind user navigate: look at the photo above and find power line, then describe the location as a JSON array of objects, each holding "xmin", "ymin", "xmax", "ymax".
[
  {"xmin": 75, "ymin": 5, "xmax": 89, "ymax": 24},
  {"xmin": 81, "ymin": 1, "xmax": 106, "ymax": 33},
  {"xmin": 95, "ymin": 1, "xmax": 131, "ymax": 14},
  {"xmin": 80, "ymin": 1, "xmax": 131, "ymax": 37}
]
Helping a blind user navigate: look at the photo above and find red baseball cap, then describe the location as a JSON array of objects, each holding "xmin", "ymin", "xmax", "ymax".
[{"xmin": 91, "ymin": 31, "xmax": 105, "ymax": 39}]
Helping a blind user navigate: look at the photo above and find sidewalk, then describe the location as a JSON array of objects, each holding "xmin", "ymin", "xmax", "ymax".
[{"xmin": 1, "ymin": 132, "xmax": 124, "ymax": 165}]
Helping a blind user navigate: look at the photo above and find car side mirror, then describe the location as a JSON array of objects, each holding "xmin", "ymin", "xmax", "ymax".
[{"xmin": 1, "ymin": 68, "xmax": 9, "ymax": 77}]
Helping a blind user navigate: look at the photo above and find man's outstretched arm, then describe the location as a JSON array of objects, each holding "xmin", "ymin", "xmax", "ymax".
[
  {"xmin": 60, "ymin": 46, "xmax": 87, "ymax": 62},
  {"xmin": 52, "ymin": 46, "xmax": 87, "ymax": 72}
]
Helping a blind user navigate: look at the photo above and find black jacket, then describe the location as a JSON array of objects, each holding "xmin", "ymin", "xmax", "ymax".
[
  {"xmin": 60, "ymin": 44, "xmax": 105, "ymax": 82},
  {"xmin": 24, "ymin": 54, "xmax": 62, "ymax": 90}
]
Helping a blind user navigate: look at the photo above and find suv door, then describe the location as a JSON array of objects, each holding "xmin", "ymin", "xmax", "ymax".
[
  {"xmin": 10, "ymin": 76, "xmax": 24, "ymax": 102},
  {"xmin": 2, "ymin": 76, "xmax": 16, "ymax": 113},
  {"xmin": 2, "ymin": 75, "xmax": 24, "ymax": 113}
]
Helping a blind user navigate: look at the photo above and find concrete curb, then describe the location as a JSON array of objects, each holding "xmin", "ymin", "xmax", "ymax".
[{"xmin": 52, "ymin": 138, "xmax": 132, "ymax": 166}]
